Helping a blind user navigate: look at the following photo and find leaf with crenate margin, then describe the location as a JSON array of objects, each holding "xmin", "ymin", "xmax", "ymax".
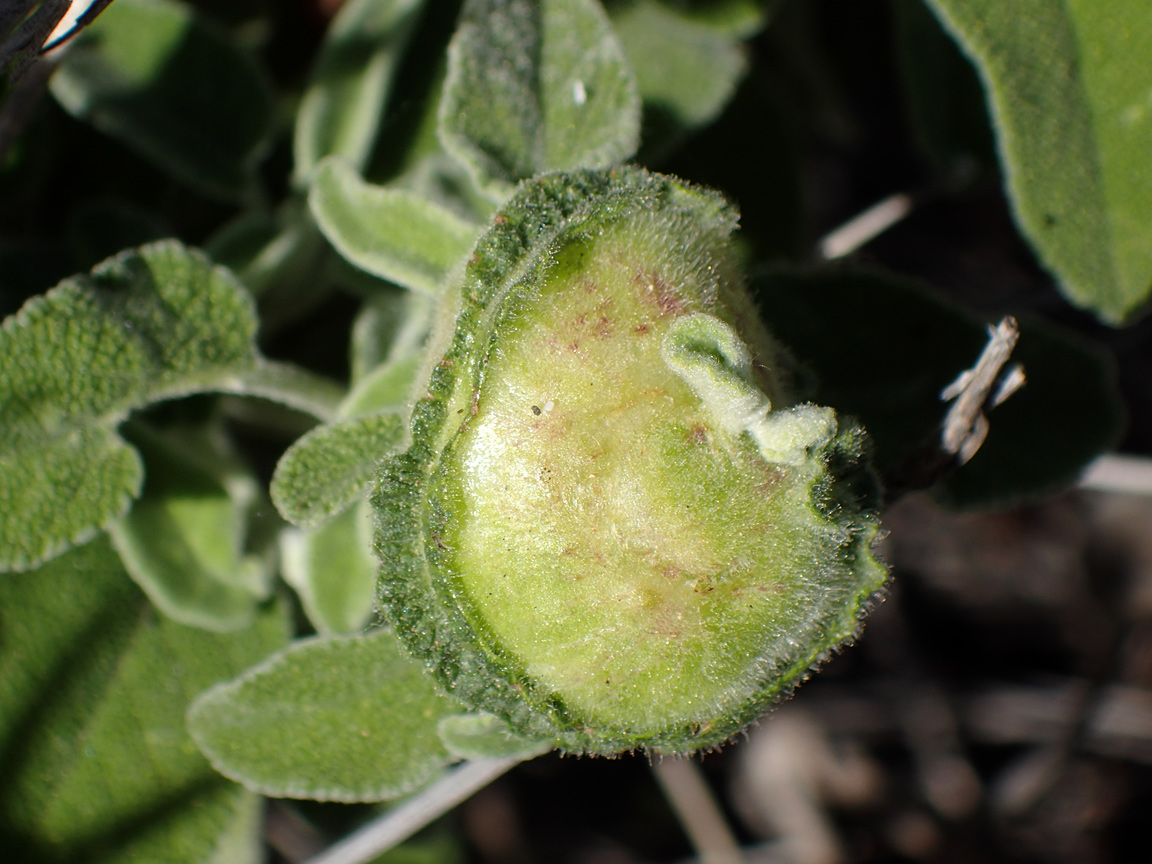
[
  {"xmin": 187, "ymin": 630, "xmax": 463, "ymax": 802},
  {"xmin": 438, "ymin": 0, "xmax": 641, "ymax": 199},
  {"xmin": 0, "ymin": 240, "xmax": 340, "ymax": 573},
  {"xmin": 923, "ymin": 0, "xmax": 1152, "ymax": 323},
  {"xmin": 271, "ymin": 410, "xmax": 408, "ymax": 529},
  {"xmin": 272, "ymin": 331, "xmax": 426, "ymax": 530},
  {"xmin": 0, "ymin": 536, "xmax": 288, "ymax": 863}
]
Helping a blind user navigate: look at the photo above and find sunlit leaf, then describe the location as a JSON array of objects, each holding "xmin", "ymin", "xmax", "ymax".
[
  {"xmin": 349, "ymin": 291, "xmax": 436, "ymax": 386},
  {"xmin": 271, "ymin": 410, "xmax": 407, "ymax": 529},
  {"xmin": 0, "ymin": 240, "xmax": 340, "ymax": 572},
  {"xmin": 282, "ymin": 499, "xmax": 378, "ymax": 634},
  {"xmin": 311, "ymin": 159, "xmax": 480, "ymax": 296},
  {"xmin": 341, "ymin": 352, "xmax": 424, "ymax": 419},
  {"xmin": 294, "ymin": 0, "xmax": 429, "ymax": 185},
  {"xmin": 108, "ymin": 423, "xmax": 271, "ymax": 632},
  {"xmin": 438, "ymin": 0, "xmax": 640, "ymax": 198},
  {"xmin": 607, "ymin": 0, "xmax": 763, "ymax": 130},
  {"xmin": 188, "ymin": 630, "xmax": 462, "ymax": 802}
]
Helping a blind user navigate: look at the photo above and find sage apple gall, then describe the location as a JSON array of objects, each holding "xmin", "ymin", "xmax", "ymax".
[{"xmin": 373, "ymin": 167, "xmax": 886, "ymax": 755}]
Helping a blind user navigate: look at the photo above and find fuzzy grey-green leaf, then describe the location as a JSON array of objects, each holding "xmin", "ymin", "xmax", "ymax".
[
  {"xmin": 188, "ymin": 630, "xmax": 462, "ymax": 802},
  {"xmin": 281, "ymin": 500, "xmax": 378, "ymax": 634},
  {"xmin": 607, "ymin": 0, "xmax": 756, "ymax": 129},
  {"xmin": 294, "ymin": 0, "xmax": 428, "ymax": 184},
  {"xmin": 271, "ymin": 410, "xmax": 408, "ymax": 528},
  {"xmin": 438, "ymin": 0, "xmax": 641, "ymax": 198},
  {"xmin": 0, "ymin": 241, "xmax": 261, "ymax": 571},
  {"xmin": 311, "ymin": 158, "xmax": 482, "ymax": 295},
  {"xmin": 107, "ymin": 424, "xmax": 270, "ymax": 632},
  {"xmin": 438, "ymin": 713, "xmax": 554, "ymax": 761},
  {"xmin": 924, "ymin": 0, "xmax": 1152, "ymax": 323},
  {"xmin": 342, "ymin": 352, "xmax": 425, "ymax": 419},
  {"xmin": 0, "ymin": 536, "xmax": 288, "ymax": 862}
]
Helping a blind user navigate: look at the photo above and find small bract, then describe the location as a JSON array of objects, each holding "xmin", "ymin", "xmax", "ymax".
[{"xmin": 373, "ymin": 167, "xmax": 885, "ymax": 754}]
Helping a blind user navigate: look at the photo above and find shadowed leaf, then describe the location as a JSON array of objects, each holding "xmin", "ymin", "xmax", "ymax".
[{"xmin": 0, "ymin": 537, "xmax": 288, "ymax": 862}]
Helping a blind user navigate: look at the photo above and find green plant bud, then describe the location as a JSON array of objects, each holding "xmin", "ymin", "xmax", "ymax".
[{"xmin": 373, "ymin": 167, "xmax": 885, "ymax": 754}]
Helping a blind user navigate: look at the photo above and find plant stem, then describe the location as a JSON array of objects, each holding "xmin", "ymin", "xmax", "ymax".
[
  {"xmin": 818, "ymin": 193, "xmax": 914, "ymax": 259},
  {"xmin": 1080, "ymin": 454, "xmax": 1152, "ymax": 496},
  {"xmin": 302, "ymin": 758, "xmax": 520, "ymax": 864},
  {"xmin": 652, "ymin": 758, "xmax": 746, "ymax": 864}
]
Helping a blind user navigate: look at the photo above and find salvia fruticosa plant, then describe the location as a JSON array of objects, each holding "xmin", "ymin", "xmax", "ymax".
[{"xmin": 0, "ymin": 0, "xmax": 1138, "ymax": 859}]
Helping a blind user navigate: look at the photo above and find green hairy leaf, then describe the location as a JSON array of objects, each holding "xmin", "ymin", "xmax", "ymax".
[
  {"xmin": 271, "ymin": 410, "xmax": 408, "ymax": 529},
  {"xmin": 281, "ymin": 499, "xmax": 379, "ymax": 634},
  {"xmin": 49, "ymin": 0, "xmax": 274, "ymax": 202},
  {"xmin": 607, "ymin": 0, "xmax": 761, "ymax": 130},
  {"xmin": 310, "ymin": 158, "xmax": 481, "ymax": 295},
  {"xmin": 294, "ymin": 0, "xmax": 429, "ymax": 185},
  {"xmin": 438, "ymin": 712, "xmax": 554, "ymax": 761},
  {"xmin": 2, "ymin": 0, "xmax": 1139, "ymax": 845},
  {"xmin": 0, "ymin": 537, "xmax": 288, "ymax": 862},
  {"xmin": 0, "ymin": 242, "xmax": 260, "ymax": 571},
  {"xmin": 349, "ymin": 291, "xmax": 438, "ymax": 386},
  {"xmin": 188, "ymin": 630, "xmax": 464, "ymax": 802},
  {"xmin": 342, "ymin": 352, "xmax": 426, "ymax": 417},
  {"xmin": 107, "ymin": 424, "xmax": 272, "ymax": 632},
  {"xmin": 438, "ymin": 0, "xmax": 641, "ymax": 198},
  {"xmin": 924, "ymin": 0, "xmax": 1152, "ymax": 323}
]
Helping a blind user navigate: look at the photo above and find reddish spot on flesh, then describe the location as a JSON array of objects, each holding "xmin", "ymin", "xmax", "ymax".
[
  {"xmin": 635, "ymin": 270, "xmax": 683, "ymax": 315},
  {"xmin": 755, "ymin": 465, "xmax": 785, "ymax": 494},
  {"xmin": 572, "ymin": 298, "xmax": 615, "ymax": 339}
]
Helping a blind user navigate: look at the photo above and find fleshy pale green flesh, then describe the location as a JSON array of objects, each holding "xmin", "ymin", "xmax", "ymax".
[{"xmin": 374, "ymin": 168, "xmax": 884, "ymax": 754}]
